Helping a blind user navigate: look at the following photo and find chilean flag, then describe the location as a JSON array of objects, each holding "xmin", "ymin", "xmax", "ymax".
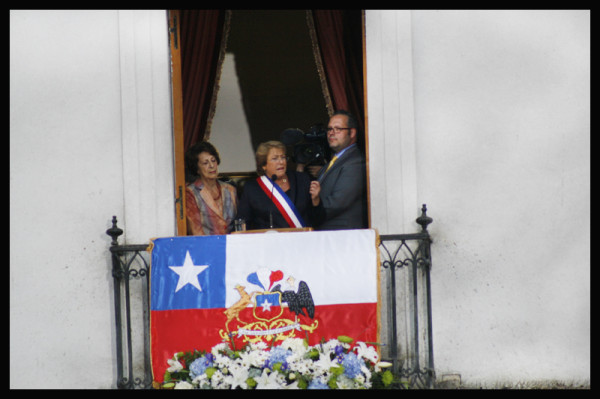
[{"xmin": 150, "ymin": 229, "xmax": 379, "ymax": 382}]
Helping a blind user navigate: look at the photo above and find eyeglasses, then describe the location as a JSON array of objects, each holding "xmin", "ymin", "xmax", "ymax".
[{"xmin": 327, "ymin": 127, "xmax": 351, "ymax": 133}]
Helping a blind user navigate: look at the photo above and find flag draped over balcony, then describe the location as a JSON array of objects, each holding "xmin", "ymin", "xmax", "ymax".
[{"xmin": 149, "ymin": 229, "xmax": 380, "ymax": 382}]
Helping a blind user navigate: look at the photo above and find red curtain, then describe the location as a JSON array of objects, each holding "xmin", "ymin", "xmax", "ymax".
[
  {"xmin": 310, "ymin": 10, "xmax": 365, "ymax": 147},
  {"xmin": 179, "ymin": 10, "xmax": 364, "ymax": 151},
  {"xmin": 180, "ymin": 10, "xmax": 228, "ymax": 153}
]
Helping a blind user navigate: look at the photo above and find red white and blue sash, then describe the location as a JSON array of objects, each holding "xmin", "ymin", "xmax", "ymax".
[{"xmin": 256, "ymin": 175, "xmax": 306, "ymax": 228}]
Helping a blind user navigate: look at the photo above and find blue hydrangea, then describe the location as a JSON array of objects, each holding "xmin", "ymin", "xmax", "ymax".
[
  {"xmin": 266, "ymin": 346, "xmax": 292, "ymax": 369},
  {"xmin": 189, "ymin": 355, "xmax": 213, "ymax": 378},
  {"xmin": 341, "ymin": 352, "xmax": 364, "ymax": 379},
  {"xmin": 308, "ymin": 378, "xmax": 330, "ymax": 389}
]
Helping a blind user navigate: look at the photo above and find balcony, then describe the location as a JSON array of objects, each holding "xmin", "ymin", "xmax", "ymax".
[{"xmin": 106, "ymin": 205, "xmax": 434, "ymax": 389}]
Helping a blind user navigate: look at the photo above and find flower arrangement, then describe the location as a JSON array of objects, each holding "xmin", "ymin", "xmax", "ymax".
[{"xmin": 158, "ymin": 336, "xmax": 397, "ymax": 389}]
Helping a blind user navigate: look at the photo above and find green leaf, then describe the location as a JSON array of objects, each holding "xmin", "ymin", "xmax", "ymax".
[
  {"xmin": 306, "ymin": 348, "xmax": 320, "ymax": 360},
  {"xmin": 205, "ymin": 367, "xmax": 217, "ymax": 379},
  {"xmin": 337, "ymin": 335, "xmax": 354, "ymax": 343},
  {"xmin": 382, "ymin": 370, "xmax": 394, "ymax": 387},
  {"xmin": 246, "ymin": 377, "xmax": 257, "ymax": 389},
  {"xmin": 297, "ymin": 378, "xmax": 308, "ymax": 389},
  {"xmin": 328, "ymin": 375, "xmax": 338, "ymax": 389}
]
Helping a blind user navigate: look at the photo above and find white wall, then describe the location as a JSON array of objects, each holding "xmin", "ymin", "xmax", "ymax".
[
  {"xmin": 10, "ymin": 9, "xmax": 589, "ymax": 389},
  {"xmin": 366, "ymin": 10, "xmax": 589, "ymax": 385},
  {"xmin": 10, "ymin": 10, "xmax": 174, "ymax": 388}
]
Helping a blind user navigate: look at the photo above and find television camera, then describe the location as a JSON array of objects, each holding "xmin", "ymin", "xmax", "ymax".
[{"xmin": 280, "ymin": 124, "xmax": 331, "ymax": 167}]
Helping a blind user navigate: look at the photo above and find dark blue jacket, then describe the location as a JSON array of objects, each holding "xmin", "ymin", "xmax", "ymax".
[{"xmin": 237, "ymin": 171, "xmax": 324, "ymax": 230}]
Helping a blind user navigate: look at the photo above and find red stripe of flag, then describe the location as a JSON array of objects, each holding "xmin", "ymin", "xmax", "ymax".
[{"xmin": 150, "ymin": 303, "xmax": 377, "ymax": 382}]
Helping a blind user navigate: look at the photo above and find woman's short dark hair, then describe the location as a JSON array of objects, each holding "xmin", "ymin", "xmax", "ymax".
[{"xmin": 185, "ymin": 141, "xmax": 221, "ymax": 182}]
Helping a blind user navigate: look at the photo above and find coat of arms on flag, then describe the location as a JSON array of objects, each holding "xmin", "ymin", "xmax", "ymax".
[
  {"xmin": 149, "ymin": 230, "xmax": 379, "ymax": 383},
  {"xmin": 220, "ymin": 268, "xmax": 319, "ymax": 345}
]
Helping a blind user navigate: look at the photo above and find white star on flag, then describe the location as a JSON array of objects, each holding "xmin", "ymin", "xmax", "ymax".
[
  {"xmin": 260, "ymin": 298, "xmax": 273, "ymax": 312},
  {"xmin": 169, "ymin": 251, "xmax": 209, "ymax": 292}
]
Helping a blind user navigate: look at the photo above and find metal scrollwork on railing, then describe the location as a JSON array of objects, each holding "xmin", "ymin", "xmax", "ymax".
[
  {"xmin": 378, "ymin": 204, "xmax": 434, "ymax": 389},
  {"xmin": 106, "ymin": 216, "xmax": 153, "ymax": 389}
]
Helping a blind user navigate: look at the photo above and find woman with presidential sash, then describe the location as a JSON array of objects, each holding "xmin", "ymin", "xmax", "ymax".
[{"xmin": 237, "ymin": 141, "xmax": 324, "ymax": 230}]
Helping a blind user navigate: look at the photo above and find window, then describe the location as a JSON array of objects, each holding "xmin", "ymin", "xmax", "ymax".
[{"xmin": 169, "ymin": 10, "xmax": 367, "ymax": 234}]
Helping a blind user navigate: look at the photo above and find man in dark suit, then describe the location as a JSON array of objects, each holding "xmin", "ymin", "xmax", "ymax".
[{"xmin": 309, "ymin": 110, "xmax": 367, "ymax": 230}]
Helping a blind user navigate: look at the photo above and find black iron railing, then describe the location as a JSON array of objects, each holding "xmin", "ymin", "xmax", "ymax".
[
  {"xmin": 106, "ymin": 219, "xmax": 152, "ymax": 389},
  {"xmin": 106, "ymin": 205, "xmax": 434, "ymax": 389},
  {"xmin": 379, "ymin": 204, "xmax": 434, "ymax": 388}
]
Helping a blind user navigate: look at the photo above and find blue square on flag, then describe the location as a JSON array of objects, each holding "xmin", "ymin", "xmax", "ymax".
[
  {"xmin": 256, "ymin": 293, "xmax": 281, "ymax": 307},
  {"xmin": 253, "ymin": 292, "xmax": 283, "ymax": 321},
  {"xmin": 151, "ymin": 235, "xmax": 226, "ymax": 311}
]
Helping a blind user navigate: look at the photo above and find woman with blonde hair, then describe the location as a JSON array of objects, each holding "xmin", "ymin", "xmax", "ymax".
[{"xmin": 237, "ymin": 140, "xmax": 323, "ymax": 230}]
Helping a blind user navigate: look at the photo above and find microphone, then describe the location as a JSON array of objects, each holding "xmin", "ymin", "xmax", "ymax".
[{"xmin": 269, "ymin": 174, "xmax": 277, "ymax": 228}]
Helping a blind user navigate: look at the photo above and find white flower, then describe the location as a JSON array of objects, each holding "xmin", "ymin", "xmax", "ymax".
[
  {"xmin": 335, "ymin": 374, "xmax": 356, "ymax": 389},
  {"xmin": 173, "ymin": 381, "xmax": 194, "ymax": 389},
  {"xmin": 289, "ymin": 357, "xmax": 311, "ymax": 375},
  {"xmin": 191, "ymin": 374, "xmax": 209, "ymax": 387},
  {"xmin": 321, "ymin": 339, "xmax": 340, "ymax": 353},
  {"xmin": 211, "ymin": 342, "xmax": 230, "ymax": 354},
  {"xmin": 320, "ymin": 338, "xmax": 351, "ymax": 357},
  {"xmin": 355, "ymin": 374, "xmax": 366, "ymax": 385},
  {"xmin": 227, "ymin": 364, "xmax": 250, "ymax": 390},
  {"xmin": 312, "ymin": 353, "xmax": 338, "ymax": 376},
  {"xmin": 164, "ymin": 337, "xmax": 396, "ymax": 390},
  {"xmin": 166, "ymin": 357, "xmax": 184, "ymax": 373},
  {"xmin": 354, "ymin": 342, "xmax": 379, "ymax": 364},
  {"xmin": 249, "ymin": 341, "xmax": 268, "ymax": 351},
  {"xmin": 211, "ymin": 369, "xmax": 225, "ymax": 384},
  {"xmin": 210, "ymin": 370, "xmax": 231, "ymax": 389},
  {"xmin": 284, "ymin": 380, "xmax": 300, "ymax": 389},
  {"xmin": 361, "ymin": 364, "xmax": 372, "ymax": 382},
  {"xmin": 239, "ymin": 347, "xmax": 268, "ymax": 368},
  {"xmin": 213, "ymin": 353, "xmax": 233, "ymax": 369},
  {"xmin": 254, "ymin": 369, "xmax": 285, "ymax": 389},
  {"xmin": 280, "ymin": 337, "xmax": 307, "ymax": 354},
  {"xmin": 374, "ymin": 361, "xmax": 393, "ymax": 372}
]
